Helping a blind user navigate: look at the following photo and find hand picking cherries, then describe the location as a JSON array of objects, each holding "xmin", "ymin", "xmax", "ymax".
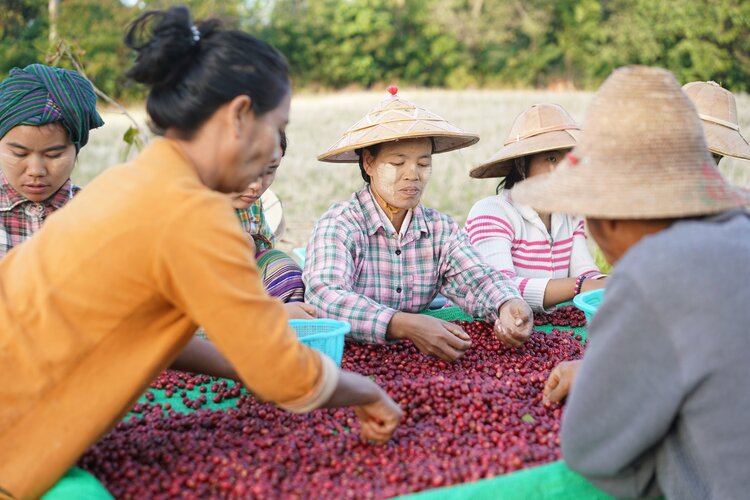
[{"xmin": 79, "ymin": 321, "xmax": 585, "ymax": 498}]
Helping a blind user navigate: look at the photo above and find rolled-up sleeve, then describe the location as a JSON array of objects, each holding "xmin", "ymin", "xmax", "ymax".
[{"xmin": 440, "ymin": 221, "xmax": 521, "ymax": 322}]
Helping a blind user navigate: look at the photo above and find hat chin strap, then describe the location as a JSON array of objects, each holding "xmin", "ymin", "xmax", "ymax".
[{"xmin": 370, "ymin": 184, "xmax": 401, "ymax": 221}]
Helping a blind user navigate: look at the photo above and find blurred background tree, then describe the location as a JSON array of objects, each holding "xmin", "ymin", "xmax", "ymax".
[{"xmin": 1, "ymin": 0, "xmax": 749, "ymax": 99}]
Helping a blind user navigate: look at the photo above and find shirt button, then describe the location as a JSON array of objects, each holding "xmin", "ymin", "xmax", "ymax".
[
  {"xmin": 24, "ymin": 203, "xmax": 45, "ymax": 217},
  {"xmin": 395, "ymin": 249, "xmax": 401, "ymax": 255},
  {"xmin": 396, "ymin": 287, "xmax": 402, "ymax": 293}
]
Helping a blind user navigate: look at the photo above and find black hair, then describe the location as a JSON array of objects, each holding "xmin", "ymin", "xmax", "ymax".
[
  {"xmin": 496, "ymin": 157, "xmax": 528, "ymax": 194},
  {"xmin": 280, "ymin": 130, "xmax": 287, "ymax": 157},
  {"xmin": 355, "ymin": 144, "xmax": 382, "ymax": 184},
  {"xmin": 355, "ymin": 137, "xmax": 436, "ymax": 184},
  {"xmin": 124, "ymin": 6, "xmax": 290, "ymax": 138}
]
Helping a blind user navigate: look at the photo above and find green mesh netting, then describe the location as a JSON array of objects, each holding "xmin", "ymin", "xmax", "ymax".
[
  {"xmin": 399, "ymin": 461, "xmax": 616, "ymax": 500},
  {"xmin": 41, "ymin": 467, "xmax": 113, "ymax": 500}
]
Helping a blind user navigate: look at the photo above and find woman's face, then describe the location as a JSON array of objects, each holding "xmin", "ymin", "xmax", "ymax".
[
  {"xmin": 364, "ymin": 138, "xmax": 433, "ymax": 210},
  {"xmin": 230, "ymin": 144, "xmax": 282, "ymax": 210},
  {"xmin": 216, "ymin": 91, "xmax": 291, "ymax": 194},
  {"xmin": 0, "ymin": 124, "xmax": 76, "ymax": 202},
  {"xmin": 527, "ymin": 149, "xmax": 565, "ymax": 178}
]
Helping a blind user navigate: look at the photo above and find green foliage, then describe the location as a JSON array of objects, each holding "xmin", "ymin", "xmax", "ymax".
[
  {"xmin": 2, "ymin": 0, "xmax": 750, "ymax": 97},
  {"xmin": 0, "ymin": 0, "xmax": 48, "ymax": 71}
]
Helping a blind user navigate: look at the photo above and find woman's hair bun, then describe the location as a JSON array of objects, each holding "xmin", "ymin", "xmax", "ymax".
[
  {"xmin": 125, "ymin": 6, "xmax": 212, "ymax": 89},
  {"xmin": 123, "ymin": 5, "xmax": 289, "ymax": 136}
]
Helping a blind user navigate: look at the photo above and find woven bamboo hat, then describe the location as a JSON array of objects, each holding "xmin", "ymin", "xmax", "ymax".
[
  {"xmin": 317, "ymin": 86, "xmax": 479, "ymax": 163},
  {"xmin": 470, "ymin": 103, "xmax": 581, "ymax": 178},
  {"xmin": 683, "ymin": 81, "xmax": 750, "ymax": 160},
  {"xmin": 511, "ymin": 66, "xmax": 750, "ymax": 219}
]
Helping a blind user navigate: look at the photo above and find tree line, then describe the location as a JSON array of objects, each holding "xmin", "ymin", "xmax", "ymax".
[{"xmin": 2, "ymin": 0, "xmax": 749, "ymax": 100}]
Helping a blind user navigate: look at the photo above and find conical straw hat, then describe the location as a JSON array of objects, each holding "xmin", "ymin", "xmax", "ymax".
[
  {"xmin": 317, "ymin": 86, "xmax": 479, "ymax": 163},
  {"xmin": 511, "ymin": 66, "xmax": 750, "ymax": 219},
  {"xmin": 471, "ymin": 103, "xmax": 581, "ymax": 178},
  {"xmin": 683, "ymin": 81, "xmax": 750, "ymax": 161}
]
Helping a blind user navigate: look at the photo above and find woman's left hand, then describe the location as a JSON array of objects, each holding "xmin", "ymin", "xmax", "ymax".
[
  {"xmin": 494, "ymin": 298, "xmax": 533, "ymax": 348},
  {"xmin": 284, "ymin": 302, "xmax": 317, "ymax": 319}
]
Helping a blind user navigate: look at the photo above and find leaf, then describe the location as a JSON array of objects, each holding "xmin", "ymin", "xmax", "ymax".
[
  {"xmin": 122, "ymin": 126, "xmax": 141, "ymax": 146},
  {"xmin": 120, "ymin": 126, "xmax": 145, "ymax": 162},
  {"xmin": 521, "ymin": 413, "xmax": 535, "ymax": 423}
]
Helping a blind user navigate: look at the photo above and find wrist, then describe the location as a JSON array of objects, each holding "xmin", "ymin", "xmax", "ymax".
[
  {"xmin": 386, "ymin": 312, "xmax": 408, "ymax": 341},
  {"xmin": 497, "ymin": 297, "xmax": 516, "ymax": 316},
  {"xmin": 574, "ymin": 275, "xmax": 587, "ymax": 295}
]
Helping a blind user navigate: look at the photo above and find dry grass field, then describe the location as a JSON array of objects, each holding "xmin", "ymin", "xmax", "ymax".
[{"xmin": 75, "ymin": 89, "xmax": 750, "ymax": 251}]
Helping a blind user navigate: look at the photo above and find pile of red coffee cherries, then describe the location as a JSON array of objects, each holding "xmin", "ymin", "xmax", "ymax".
[
  {"xmin": 80, "ymin": 321, "xmax": 585, "ymax": 498},
  {"xmin": 533, "ymin": 305, "xmax": 586, "ymax": 327}
]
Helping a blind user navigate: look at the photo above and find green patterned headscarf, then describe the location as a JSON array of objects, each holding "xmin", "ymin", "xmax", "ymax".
[{"xmin": 0, "ymin": 64, "xmax": 104, "ymax": 152}]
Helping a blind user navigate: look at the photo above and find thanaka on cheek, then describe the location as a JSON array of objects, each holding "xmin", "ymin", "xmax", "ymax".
[{"xmin": 375, "ymin": 164, "xmax": 398, "ymax": 199}]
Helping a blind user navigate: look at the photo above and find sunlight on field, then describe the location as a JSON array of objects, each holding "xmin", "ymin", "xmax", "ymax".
[{"xmin": 75, "ymin": 89, "xmax": 750, "ymax": 248}]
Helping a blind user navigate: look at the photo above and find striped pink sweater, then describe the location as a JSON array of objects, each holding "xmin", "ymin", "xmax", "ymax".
[{"xmin": 466, "ymin": 191, "xmax": 603, "ymax": 312}]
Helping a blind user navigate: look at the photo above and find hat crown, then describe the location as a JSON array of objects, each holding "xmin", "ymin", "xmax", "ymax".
[
  {"xmin": 683, "ymin": 81, "xmax": 738, "ymax": 127},
  {"xmin": 318, "ymin": 90, "xmax": 479, "ymax": 162},
  {"xmin": 510, "ymin": 65, "xmax": 749, "ymax": 219},
  {"xmin": 505, "ymin": 103, "xmax": 578, "ymax": 145},
  {"xmin": 579, "ymin": 66, "xmax": 707, "ymax": 165}
]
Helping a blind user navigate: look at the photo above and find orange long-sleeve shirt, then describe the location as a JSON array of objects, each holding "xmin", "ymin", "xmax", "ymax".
[{"xmin": 0, "ymin": 139, "xmax": 336, "ymax": 498}]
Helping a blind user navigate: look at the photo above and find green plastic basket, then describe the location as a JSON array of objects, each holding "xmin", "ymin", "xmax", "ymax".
[
  {"xmin": 290, "ymin": 319, "xmax": 350, "ymax": 366},
  {"xmin": 573, "ymin": 289, "xmax": 605, "ymax": 323}
]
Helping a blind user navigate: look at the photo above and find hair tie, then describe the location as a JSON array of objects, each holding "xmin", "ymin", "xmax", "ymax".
[{"xmin": 190, "ymin": 25, "xmax": 201, "ymax": 43}]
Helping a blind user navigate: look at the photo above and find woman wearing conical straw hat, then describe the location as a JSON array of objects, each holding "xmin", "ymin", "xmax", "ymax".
[
  {"xmin": 305, "ymin": 87, "xmax": 532, "ymax": 361},
  {"xmin": 465, "ymin": 104, "xmax": 607, "ymax": 313},
  {"xmin": 683, "ymin": 80, "xmax": 750, "ymax": 165},
  {"xmin": 518, "ymin": 66, "xmax": 750, "ymax": 499}
]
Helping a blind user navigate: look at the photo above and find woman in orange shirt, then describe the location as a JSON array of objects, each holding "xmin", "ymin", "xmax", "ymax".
[{"xmin": 0, "ymin": 7, "xmax": 400, "ymax": 498}]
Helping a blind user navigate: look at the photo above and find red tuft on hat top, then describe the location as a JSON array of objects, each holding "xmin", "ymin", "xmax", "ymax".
[{"xmin": 387, "ymin": 85, "xmax": 398, "ymax": 96}]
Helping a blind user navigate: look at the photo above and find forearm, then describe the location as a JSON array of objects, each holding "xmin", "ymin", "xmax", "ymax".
[
  {"xmin": 170, "ymin": 336, "xmax": 240, "ymax": 381},
  {"xmin": 306, "ymin": 283, "xmax": 397, "ymax": 344},
  {"xmin": 321, "ymin": 370, "xmax": 382, "ymax": 408},
  {"xmin": 385, "ymin": 311, "xmax": 415, "ymax": 342},
  {"xmin": 542, "ymin": 278, "xmax": 577, "ymax": 309}
]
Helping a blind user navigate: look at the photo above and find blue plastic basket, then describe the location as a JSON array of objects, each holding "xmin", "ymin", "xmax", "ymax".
[
  {"xmin": 573, "ymin": 289, "xmax": 605, "ymax": 323},
  {"xmin": 289, "ymin": 319, "xmax": 350, "ymax": 366}
]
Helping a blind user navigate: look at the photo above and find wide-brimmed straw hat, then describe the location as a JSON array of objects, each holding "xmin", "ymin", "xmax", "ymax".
[
  {"xmin": 511, "ymin": 66, "xmax": 750, "ymax": 219},
  {"xmin": 683, "ymin": 81, "xmax": 750, "ymax": 161},
  {"xmin": 317, "ymin": 86, "xmax": 479, "ymax": 163},
  {"xmin": 470, "ymin": 103, "xmax": 581, "ymax": 178}
]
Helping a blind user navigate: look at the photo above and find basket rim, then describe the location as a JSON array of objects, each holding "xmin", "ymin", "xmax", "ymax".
[
  {"xmin": 289, "ymin": 319, "xmax": 351, "ymax": 342},
  {"xmin": 573, "ymin": 288, "xmax": 605, "ymax": 313}
]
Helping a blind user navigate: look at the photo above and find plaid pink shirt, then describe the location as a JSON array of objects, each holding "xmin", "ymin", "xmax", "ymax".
[
  {"xmin": 303, "ymin": 188, "xmax": 521, "ymax": 343},
  {"xmin": 0, "ymin": 173, "xmax": 78, "ymax": 258}
]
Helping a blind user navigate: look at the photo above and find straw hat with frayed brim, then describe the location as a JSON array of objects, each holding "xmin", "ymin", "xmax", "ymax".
[
  {"xmin": 683, "ymin": 81, "xmax": 750, "ymax": 161},
  {"xmin": 317, "ymin": 87, "xmax": 479, "ymax": 163},
  {"xmin": 471, "ymin": 103, "xmax": 581, "ymax": 178},
  {"xmin": 511, "ymin": 66, "xmax": 750, "ymax": 219}
]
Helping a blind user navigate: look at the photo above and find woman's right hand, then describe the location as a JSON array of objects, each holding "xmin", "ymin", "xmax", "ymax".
[
  {"xmin": 386, "ymin": 312, "xmax": 472, "ymax": 361},
  {"xmin": 353, "ymin": 388, "xmax": 402, "ymax": 444},
  {"xmin": 323, "ymin": 371, "xmax": 402, "ymax": 443},
  {"xmin": 543, "ymin": 359, "xmax": 582, "ymax": 403}
]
